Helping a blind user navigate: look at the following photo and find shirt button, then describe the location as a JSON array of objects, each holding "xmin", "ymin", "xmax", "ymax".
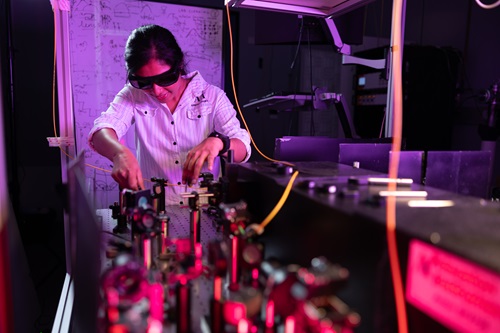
[
  {"xmin": 197, "ymin": 115, "xmax": 201, "ymax": 118},
  {"xmin": 179, "ymin": 201, "xmax": 184, "ymax": 205},
  {"xmin": 171, "ymin": 121, "xmax": 174, "ymax": 125},
  {"xmin": 177, "ymin": 182, "xmax": 181, "ymax": 185},
  {"xmin": 173, "ymin": 142, "xmax": 177, "ymax": 145},
  {"xmin": 175, "ymin": 160, "xmax": 179, "ymax": 164},
  {"xmin": 144, "ymin": 111, "xmax": 148, "ymax": 114}
]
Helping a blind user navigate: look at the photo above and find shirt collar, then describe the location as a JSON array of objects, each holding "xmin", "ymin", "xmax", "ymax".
[{"xmin": 182, "ymin": 71, "xmax": 209, "ymax": 98}]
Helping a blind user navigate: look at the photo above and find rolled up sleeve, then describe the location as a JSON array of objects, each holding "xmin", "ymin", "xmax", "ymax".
[
  {"xmin": 214, "ymin": 92, "xmax": 251, "ymax": 162},
  {"xmin": 88, "ymin": 85, "xmax": 136, "ymax": 150}
]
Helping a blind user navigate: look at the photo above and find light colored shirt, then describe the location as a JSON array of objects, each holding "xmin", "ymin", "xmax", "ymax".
[{"xmin": 88, "ymin": 71, "xmax": 251, "ymax": 205}]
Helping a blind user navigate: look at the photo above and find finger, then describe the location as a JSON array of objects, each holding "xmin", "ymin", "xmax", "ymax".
[
  {"xmin": 184, "ymin": 149, "xmax": 204, "ymax": 184},
  {"xmin": 128, "ymin": 173, "xmax": 139, "ymax": 191},
  {"xmin": 191, "ymin": 151, "xmax": 211, "ymax": 185},
  {"xmin": 112, "ymin": 169, "xmax": 130, "ymax": 189},
  {"xmin": 206, "ymin": 152, "xmax": 218, "ymax": 171},
  {"xmin": 182, "ymin": 167, "xmax": 194, "ymax": 186},
  {"xmin": 184, "ymin": 169, "xmax": 196, "ymax": 186},
  {"xmin": 111, "ymin": 173, "xmax": 124, "ymax": 188},
  {"xmin": 182, "ymin": 159, "xmax": 194, "ymax": 185},
  {"xmin": 182, "ymin": 159, "xmax": 198, "ymax": 186}
]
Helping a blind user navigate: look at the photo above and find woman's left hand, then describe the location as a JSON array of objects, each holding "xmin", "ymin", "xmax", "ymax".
[{"xmin": 182, "ymin": 137, "xmax": 223, "ymax": 186}]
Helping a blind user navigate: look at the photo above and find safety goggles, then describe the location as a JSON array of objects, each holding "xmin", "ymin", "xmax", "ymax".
[{"xmin": 128, "ymin": 67, "xmax": 179, "ymax": 90}]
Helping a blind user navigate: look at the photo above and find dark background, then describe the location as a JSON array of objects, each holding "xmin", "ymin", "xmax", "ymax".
[{"xmin": 1, "ymin": 0, "xmax": 499, "ymax": 331}]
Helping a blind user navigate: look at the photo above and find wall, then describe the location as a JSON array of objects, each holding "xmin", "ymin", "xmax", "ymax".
[
  {"xmin": 369, "ymin": 0, "xmax": 500, "ymax": 187},
  {"xmin": 3, "ymin": 1, "xmax": 67, "ymax": 331},
  {"xmin": 5, "ymin": 0, "xmax": 499, "ymax": 215},
  {"xmin": 1, "ymin": 0, "xmax": 499, "ymax": 330},
  {"xmin": 234, "ymin": 0, "xmax": 500, "ymax": 187},
  {"xmin": 7, "ymin": 0, "xmax": 63, "ymax": 217},
  {"xmin": 68, "ymin": 0, "xmax": 224, "ymax": 208}
]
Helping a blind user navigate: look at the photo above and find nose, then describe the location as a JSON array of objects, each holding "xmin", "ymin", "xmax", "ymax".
[{"xmin": 151, "ymin": 84, "xmax": 163, "ymax": 96}]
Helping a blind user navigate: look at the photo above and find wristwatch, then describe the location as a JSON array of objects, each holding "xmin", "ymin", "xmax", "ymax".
[{"xmin": 208, "ymin": 131, "xmax": 230, "ymax": 156}]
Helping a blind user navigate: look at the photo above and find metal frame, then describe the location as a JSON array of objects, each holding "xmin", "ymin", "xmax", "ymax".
[
  {"xmin": 226, "ymin": 0, "xmax": 406, "ymax": 140},
  {"xmin": 225, "ymin": 0, "xmax": 374, "ymax": 18},
  {"xmin": 52, "ymin": 0, "xmax": 76, "ymax": 273},
  {"xmin": 51, "ymin": 2, "xmax": 76, "ymax": 332},
  {"xmin": 51, "ymin": 274, "xmax": 74, "ymax": 333}
]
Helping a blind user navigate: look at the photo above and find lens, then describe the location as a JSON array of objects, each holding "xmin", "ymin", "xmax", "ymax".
[
  {"xmin": 128, "ymin": 67, "xmax": 179, "ymax": 90},
  {"xmin": 155, "ymin": 69, "xmax": 179, "ymax": 87},
  {"xmin": 132, "ymin": 79, "xmax": 152, "ymax": 90}
]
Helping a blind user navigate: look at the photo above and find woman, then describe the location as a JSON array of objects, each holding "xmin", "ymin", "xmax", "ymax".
[{"xmin": 88, "ymin": 24, "xmax": 251, "ymax": 205}]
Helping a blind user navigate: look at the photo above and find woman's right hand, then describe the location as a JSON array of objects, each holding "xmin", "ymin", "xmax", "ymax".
[
  {"xmin": 91, "ymin": 128, "xmax": 145, "ymax": 191},
  {"xmin": 111, "ymin": 149, "xmax": 145, "ymax": 190}
]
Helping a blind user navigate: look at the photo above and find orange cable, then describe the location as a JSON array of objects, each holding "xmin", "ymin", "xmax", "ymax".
[
  {"xmin": 225, "ymin": 4, "xmax": 299, "ymax": 232},
  {"xmin": 52, "ymin": 10, "xmax": 116, "ymax": 176},
  {"xmin": 225, "ymin": 4, "xmax": 294, "ymax": 168},
  {"xmin": 386, "ymin": 0, "xmax": 408, "ymax": 331}
]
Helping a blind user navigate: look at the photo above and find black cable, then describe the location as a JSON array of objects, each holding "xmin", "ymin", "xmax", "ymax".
[
  {"xmin": 289, "ymin": 16, "xmax": 304, "ymax": 71},
  {"xmin": 287, "ymin": 16, "xmax": 305, "ymax": 135},
  {"xmin": 307, "ymin": 26, "xmax": 315, "ymax": 136},
  {"xmin": 419, "ymin": 0, "xmax": 426, "ymax": 44},
  {"xmin": 460, "ymin": 0, "xmax": 473, "ymax": 89}
]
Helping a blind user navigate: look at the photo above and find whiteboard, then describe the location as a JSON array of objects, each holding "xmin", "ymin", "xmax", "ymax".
[{"xmin": 68, "ymin": 0, "xmax": 223, "ymax": 208}]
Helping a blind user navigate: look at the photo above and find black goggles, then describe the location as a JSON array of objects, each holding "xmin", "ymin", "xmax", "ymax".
[{"xmin": 128, "ymin": 67, "xmax": 180, "ymax": 89}]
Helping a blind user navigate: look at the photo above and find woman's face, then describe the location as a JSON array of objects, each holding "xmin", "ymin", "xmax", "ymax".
[{"xmin": 133, "ymin": 58, "xmax": 183, "ymax": 103}]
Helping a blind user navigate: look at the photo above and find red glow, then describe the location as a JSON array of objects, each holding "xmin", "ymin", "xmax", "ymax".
[
  {"xmin": 147, "ymin": 319, "xmax": 163, "ymax": 333},
  {"xmin": 320, "ymin": 320, "xmax": 336, "ymax": 333},
  {"xmin": 214, "ymin": 276, "xmax": 222, "ymax": 301},
  {"xmin": 223, "ymin": 301, "xmax": 246, "ymax": 326},
  {"xmin": 149, "ymin": 283, "xmax": 164, "ymax": 321},
  {"xmin": 252, "ymin": 268, "xmax": 259, "ymax": 280},
  {"xmin": 107, "ymin": 307, "xmax": 119, "ymax": 323},
  {"xmin": 284, "ymin": 316, "xmax": 295, "ymax": 333},
  {"xmin": 176, "ymin": 238, "xmax": 191, "ymax": 254},
  {"xmin": 106, "ymin": 287, "xmax": 119, "ymax": 306},
  {"xmin": 299, "ymin": 268, "xmax": 315, "ymax": 285},
  {"xmin": 0, "ymin": 227, "xmax": 13, "ymax": 333},
  {"xmin": 195, "ymin": 243, "xmax": 202, "ymax": 257},
  {"xmin": 143, "ymin": 238, "xmax": 151, "ymax": 269},
  {"xmin": 265, "ymin": 300, "xmax": 275, "ymax": 327},
  {"xmin": 407, "ymin": 240, "xmax": 500, "ymax": 333},
  {"xmin": 237, "ymin": 318, "xmax": 250, "ymax": 333},
  {"xmin": 161, "ymin": 220, "xmax": 168, "ymax": 252},
  {"xmin": 195, "ymin": 243, "xmax": 203, "ymax": 271},
  {"xmin": 231, "ymin": 237, "xmax": 239, "ymax": 285},
  {"xmin": 109, "ymin": 324, "xmax": 129, "ymax": 333}
]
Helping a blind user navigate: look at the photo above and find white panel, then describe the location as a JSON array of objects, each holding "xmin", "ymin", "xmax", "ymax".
[{"xmin": 68, "ymin": 0, "xmax": 224, "ymax": 208}]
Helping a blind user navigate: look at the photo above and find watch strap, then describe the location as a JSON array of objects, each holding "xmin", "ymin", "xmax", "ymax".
[{"xmin": 208, "ymin": 131, "xmax": 230, "ymax": 156}]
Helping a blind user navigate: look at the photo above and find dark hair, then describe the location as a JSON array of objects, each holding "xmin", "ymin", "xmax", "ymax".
[{"xmin": 124, "ymin": 24, "xmax": 186, "ymax": 76}]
